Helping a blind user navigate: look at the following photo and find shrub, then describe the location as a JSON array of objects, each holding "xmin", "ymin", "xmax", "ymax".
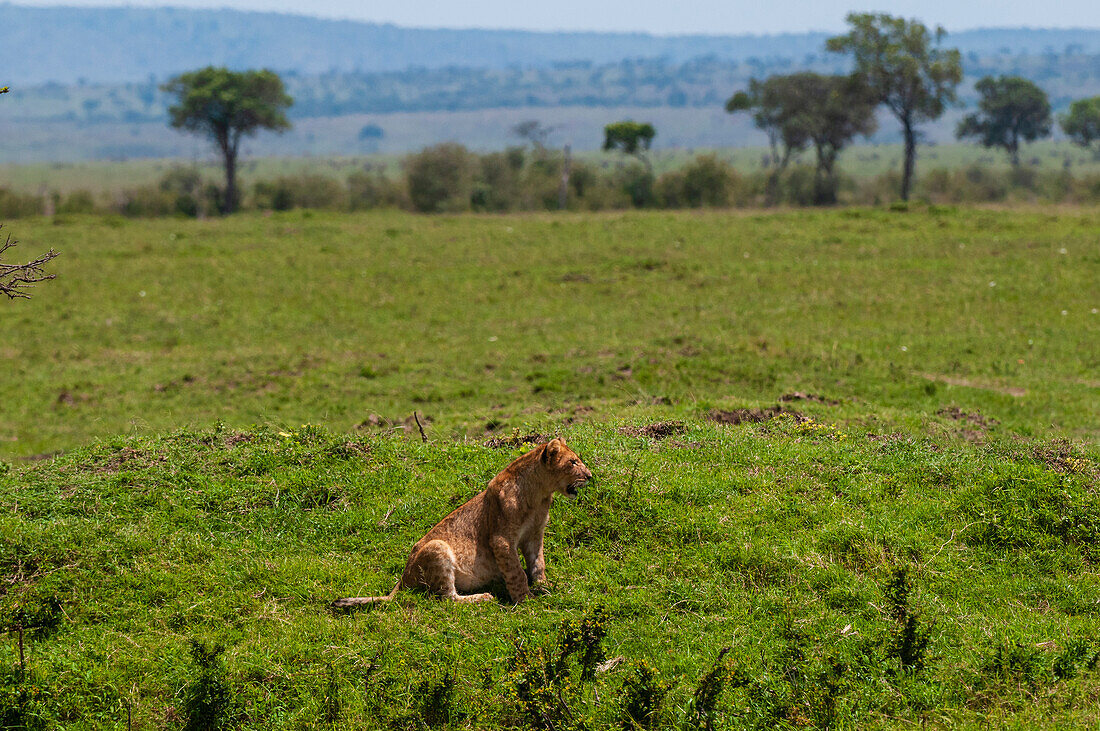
[
  {"xmin": 56, "ymin": 189, "xmax": 97, "ymax": 215},
  {"xmin": 612, "ymin": 164, "xmax": 655, "ymax": 208},
  {"xmin": 253, "ymin": 174, "xmax": 346, "ymax": 211},
  {"xmin": 404, "ymin": 143, "xmax": 477, "ymax": 213},
  {"xmin": 0, "ymin": 188, "xmax": 43, "ymax": 218},
  {"xmin": 472, "ymin": 148, "xmax": 525, "ymax": 211},
  {"xmin": 158, "ymin": 165, "xmax": 218, "ymax": 217},
  {"xmin": 346, "ymin": 170, "xmax": 407, "ymax": 211},
  {"xmin": 656, "ymin": 154, "xmax": 743, "ymax": 208},
  {"xmin": 116, "ymin": 186, "xmax": 178, "ymax": 217}
]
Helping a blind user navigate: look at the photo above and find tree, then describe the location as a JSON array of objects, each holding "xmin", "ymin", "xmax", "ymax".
[
  {"xmin": 956, "ymin": 76, "xmax": 1051, "ymax": 166},
  {"xmin": 161, "ymin": 67, "xmax": 292, "ymax": 214},
  {"xmin": 512, "ymin": 120, "xmax": 555, "ymax": 151},
  {"xmin": 602, "ymin": 121, "xmax": 656, "ymax": 172},
  {"xmin": 797, "ymin": 74, "xmax": 879, "ymax": 204},
  {"xmin": 827, "ymin": 13, "xmax": 962, "ymax": 201},
  {"xmin": 727, "ymin": 76, "xmax": 811, "ymax": 204},
  {"xmin": 1060, "ymin": 96, "xmax": 1100, "ymax": 158},
  {"xmin": 726, "ymin": 73, "xmax": 876, "ymax": 205}
]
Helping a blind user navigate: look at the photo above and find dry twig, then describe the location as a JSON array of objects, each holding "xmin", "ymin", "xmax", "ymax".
[{"xmin": 0, "ymin": 226, "xmax": 59, "ymax": 299}]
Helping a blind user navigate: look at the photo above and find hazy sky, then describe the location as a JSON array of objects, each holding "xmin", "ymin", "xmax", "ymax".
[{"xmin": 16, "ymin": 0, "xmax": 1100, "ymax": 34}]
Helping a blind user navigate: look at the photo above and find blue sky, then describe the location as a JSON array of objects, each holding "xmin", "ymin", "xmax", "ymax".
[{"xmin": 17, "ymin": 0, "xmax": 1100, "ymax": 34}]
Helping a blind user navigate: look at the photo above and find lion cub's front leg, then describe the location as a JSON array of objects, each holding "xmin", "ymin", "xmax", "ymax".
[
  {"xmin": 490, "ymin": 534, "xmax": 530, "ymax": 603},
  {"xmin": 521, "ymin": 534, "xmax": 547, "ymax": 589}
]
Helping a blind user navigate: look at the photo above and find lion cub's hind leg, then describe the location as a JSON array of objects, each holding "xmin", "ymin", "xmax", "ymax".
[{"xmin": 405, "ymin": 539, "xmax": 494, "ymax": 603}]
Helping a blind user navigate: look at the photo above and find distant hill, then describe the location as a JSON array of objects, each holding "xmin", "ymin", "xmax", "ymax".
[{"xmin": 4, "ymin": 3, "xmax": 1100, "ymax": 84}]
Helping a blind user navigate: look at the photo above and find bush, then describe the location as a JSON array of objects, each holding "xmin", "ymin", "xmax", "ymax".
[
  {"xmin": 254, "ymin": 174, "xmax": 346, "ymax": 211},
  {"xmin": 116, "ymin": 186, "xmax": 178, "ymax": 217},
  {"xmin": 405, "ymin": 143, "xmax": 477, "ymax": 213},
  {"xmin": 612, "ymin": 164, "xmax": 655, "ymax": 208},
  {"xmin": 656, "ymin": 154, "xmax": 743, "ymax": 208},
  {"xmin": 472, "ymin": 148, "xmax": 525, "ymax": 211},
  {"xmin": 56, "ymin": 189, "xmax": 97, "ymax": 215},
  {"xmin": 0, "ymin": 188, "xmax": 43, "ymax": 218},
  {"xmin": 158, "ymin": 165, "xmax": 218, "ymax": 217},
  {"xmin": 346, "ymin": 170, "xmax": 407, "ymax": 211}
]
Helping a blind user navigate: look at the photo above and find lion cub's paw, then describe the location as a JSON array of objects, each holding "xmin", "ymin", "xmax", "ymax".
[{"xmin": 530, "ymin": 581, "xmax": 554, "ymax": 597}]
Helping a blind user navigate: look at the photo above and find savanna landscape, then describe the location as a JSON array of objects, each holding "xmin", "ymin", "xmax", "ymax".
[{"xmin": 3, "ymin": 4, "xmax": 1100, "ymax": 730}]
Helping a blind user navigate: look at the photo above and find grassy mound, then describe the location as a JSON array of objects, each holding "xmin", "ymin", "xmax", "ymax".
[{"xmin": 2, "ymin": 418, "xmax": 1098, "ymax": 728}]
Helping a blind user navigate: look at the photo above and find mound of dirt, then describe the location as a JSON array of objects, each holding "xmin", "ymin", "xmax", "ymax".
[
  {"xmin": 779, "ymin": 392, "xmax": 840, "ymax": 405},
  {"xmin": 485, "ymin": 433, "xmax": 551, "ymax": 449},
  {"xmin": 708, "ymin": 406, "xmax": 804, "ymax": 425},
  {"xmin": 618, "ymin": 421, "xmax": 686, "ymax": 439},
  {"xmin": 936, "ymin": 406, "xmax": 999, "ymax": 429}
]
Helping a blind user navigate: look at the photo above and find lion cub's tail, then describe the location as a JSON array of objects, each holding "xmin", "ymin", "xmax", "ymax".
[{"xmin": 331, "ymin": 582, "xmax": 400, "ymax": 610}]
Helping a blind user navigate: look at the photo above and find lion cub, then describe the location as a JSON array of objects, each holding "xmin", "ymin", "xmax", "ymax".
[{"xmin": 333, "ymin": 438, "xmax": 591, "ymax": 607}]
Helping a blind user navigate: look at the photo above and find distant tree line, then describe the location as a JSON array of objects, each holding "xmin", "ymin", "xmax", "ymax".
[
  {"xmin": 728, "ymin": 12, "xmax": 1100, "ymax": 202},
  {"xmin": 5, "ymin": 49, "xmax": 1100, "ymax": 125}
]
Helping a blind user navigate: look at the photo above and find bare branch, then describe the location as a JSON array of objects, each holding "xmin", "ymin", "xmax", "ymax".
[{"xmin": 0, "ymin": 226, "xmax": 59, "ymax": 300}]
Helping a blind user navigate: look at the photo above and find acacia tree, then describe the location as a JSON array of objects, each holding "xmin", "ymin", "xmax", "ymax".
[
  {"xmin": 827, "ymin": 13, "xmax": 962, "ymax": 201},
  {"xmin": 798, "ymin": 74, "xmax": 879, "ymax": 204},
  {"xmin": 727, "ymin": 73, "xmax": 876, "ymax": 204},
  {"xmin": 161, "ymin": 67, "xmax": 293, "ymax": 214},
  {"xmin": 726, "ymin": 77, "xmax": 811, "ymax": 203},
  {"xmin": 956, "ymin": 76, "xmax": 1051, "ymax": 166},
  {"xmin": 602, "ymin": 121, "xmax": 656, "ymax": 172},
  {"xmin": 1060, "ymin": 96, "xmax": 1100, "ymax": 157}
]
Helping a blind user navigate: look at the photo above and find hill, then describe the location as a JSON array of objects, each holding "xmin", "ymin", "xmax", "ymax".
[{"xmin": 4, "ymin": 3, "xmax": 1100, "ymax": 84}]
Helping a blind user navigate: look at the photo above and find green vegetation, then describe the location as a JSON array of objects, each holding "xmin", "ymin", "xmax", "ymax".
[
  {"xmin": 827, "ymin": 13, "xmax": 964, "ymax": 201},
  {"xmin": 2, "ymin": 206, "xmax": 1096, "ymax": 457},
  {"xmin": 1060, "ymin": 95, "xmax": 1100, "ymax": 156},
  {"xmin": 957, "ymin": 76, "xmax": 1053, "ymax": 167},
  {"xmin": 2, "ymin": 206, "xmax": 1098, "ymax": 727},
  {"xmin": 11, "ymin": 143, "xmax": 1100, "ymax": 219},
  {"xmin": 162, "ymin": 68, "xmax": 294, "ymax": 214}
]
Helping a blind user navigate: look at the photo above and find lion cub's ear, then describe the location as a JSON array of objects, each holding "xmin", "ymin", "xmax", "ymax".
[{"xmin": 541, "ymin": 437, "xmax": 565, "ymax": 463}]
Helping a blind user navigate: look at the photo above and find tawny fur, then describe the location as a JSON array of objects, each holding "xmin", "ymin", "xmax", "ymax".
[{"xmin": 332, "ymin": 438, "xmax": 591, "ymax": 608}]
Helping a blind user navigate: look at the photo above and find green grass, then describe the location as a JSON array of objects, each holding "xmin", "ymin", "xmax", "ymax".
[
  {"xmin": 3, "ymin": 207, "xmax": 1098, "ymax": 459},
  {"xmin": 2, "ymin": 420, "xmax": 1098, "ymax": 728},
  {"xmin": 1, "ymin": 206, "xmax": 1098, "ymax": 727}
]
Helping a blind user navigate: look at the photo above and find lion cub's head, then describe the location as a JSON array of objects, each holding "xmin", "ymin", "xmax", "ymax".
[{"xmin": 540, "ymin": 437, "xmax": 592, "ymax": 497}]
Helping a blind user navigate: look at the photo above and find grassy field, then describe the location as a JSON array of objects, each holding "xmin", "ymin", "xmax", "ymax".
[
  {"xmin": 3, "ymin": 207, "xmax": 1097, "ymax": 458},
  {"xmin": 1, "ymin": 207, "xmax": 1099, "ymax": 728}
]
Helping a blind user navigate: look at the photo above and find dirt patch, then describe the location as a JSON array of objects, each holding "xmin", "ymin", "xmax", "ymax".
[
  {"xmin": 224, "ymin": 432, "xmax": 253, "ymax": 447},
  {"xmin": 1030, "ymin": 439, "xmax": 1095, "ymax": 476},
  {"xmin": 485, "ymin": 432, "xmax": 551, "ymax": 449},
  {"xmin": 95, "ymin": 446, "xmax": 165, "ymax": 473},
  {"xmin": 936, "ymin": 406, "xmax": 999, "ymax": 429},
  {"xmin": 866, "ymin": 432, "xmax": 912, "ymax": 444},
  {"xmin": 618, "ymin": 421, "xmax": 686, "ymax": 439},
  {"xmin": 779, "ymin": 392, "xmax": 840, "ymax": 406},
  {"xmin": 55, "ymin": 389, "xmax": 94, "ymax": 407},
  {"xmin": 708, "ymin": 406, "xmax": 804, "ymax": 425}
]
